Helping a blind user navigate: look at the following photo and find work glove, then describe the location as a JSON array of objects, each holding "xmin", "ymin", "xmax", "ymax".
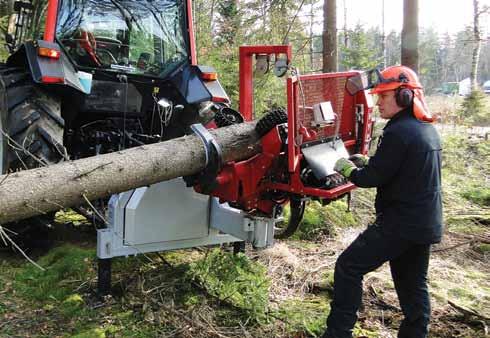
[
  {"xmin": 334, "ymin": 158, "xmax": 357, "ymax": 178},
  {"xmin": 348, "ymin": 154, "xmax": 369, "ymax": 168}
]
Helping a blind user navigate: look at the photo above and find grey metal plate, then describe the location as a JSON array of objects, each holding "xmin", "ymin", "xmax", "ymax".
[
  {"xmin": 301, "ymin": 140, "xmax": 349, "ymax": 178},
  {"xmin": 124, "ymin": 179, "xmax": 210, "ymax": 245}
]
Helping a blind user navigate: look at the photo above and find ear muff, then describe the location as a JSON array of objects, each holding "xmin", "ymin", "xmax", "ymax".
[{"xmin": 395, "ymin": 87, "xmax": 413, "ymax": 108}]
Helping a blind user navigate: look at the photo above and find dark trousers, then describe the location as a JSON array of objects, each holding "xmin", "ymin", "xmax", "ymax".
[{"xmin": 324, "ymin": 224, "xmax": 431, "ymax": 338}]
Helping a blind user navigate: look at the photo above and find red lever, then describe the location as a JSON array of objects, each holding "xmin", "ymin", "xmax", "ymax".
[{"xmin": 299, "ymin": 125, "xmax": 317, "ymax": 142}]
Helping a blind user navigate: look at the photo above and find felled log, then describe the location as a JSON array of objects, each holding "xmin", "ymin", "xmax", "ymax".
[{"xmin": 0, "ymin": 122, "xmax": 260, "ymax": 224}]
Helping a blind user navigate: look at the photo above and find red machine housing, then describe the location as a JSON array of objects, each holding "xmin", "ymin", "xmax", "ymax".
[{"xmin": 204, "ymin": 46, "xmax": 375, "ymax": 216}]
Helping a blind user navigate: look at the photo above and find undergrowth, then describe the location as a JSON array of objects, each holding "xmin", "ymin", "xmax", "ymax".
[
  {"xmin": 188, "ymin": 249, "xmax": 270, "ymax": 323},
  {"xmin": 13, "ymin": 244, "xmax": 95, "ymax": 302},
  {"xmin": 289, "ymin": 199, "xmax": 357, "ymax": 241},
  {"xmin": 1, "ymin": 112, "xmax": 489, "ymax": 338}
]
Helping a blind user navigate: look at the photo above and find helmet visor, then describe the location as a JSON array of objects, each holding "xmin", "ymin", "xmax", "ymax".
[
  {"xmin": 345, "ymin": 69, "xmax": 384, "ymax": 95},
  {"xmin": 346, "ymin": 68, "xmax": 406, "ymax": 95}
]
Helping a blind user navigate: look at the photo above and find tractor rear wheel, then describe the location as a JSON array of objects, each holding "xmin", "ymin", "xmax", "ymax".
[
  {"xmin": 0, "ymin": 67, "xmax": 66, "ymax": 245},
  {"xmin": 0, "ymin": 68, "xmax": 65, "ymax": 173}
]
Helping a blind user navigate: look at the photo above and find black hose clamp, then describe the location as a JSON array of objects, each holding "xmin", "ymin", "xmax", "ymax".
[{"xmin": 183, "ymin": 123, "xmax": 223, "ymax": 194}]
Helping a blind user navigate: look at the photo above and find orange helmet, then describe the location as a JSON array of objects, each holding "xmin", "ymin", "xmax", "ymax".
[
  {"xmin": 371, "ymin": 65, "xmax": 435, "ymax": 123},
  {"xmin": 370, "ymin": 65, "xmax": 423, "ymax": 94}
]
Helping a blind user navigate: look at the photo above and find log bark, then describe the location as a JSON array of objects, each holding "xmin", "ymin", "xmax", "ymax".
[{"xmin": 0, "ymin": 122, "xmax": 260, "ymax": 224}]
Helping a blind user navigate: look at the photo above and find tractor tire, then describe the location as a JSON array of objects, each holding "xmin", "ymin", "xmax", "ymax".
[
  {"xmin": 255, "ymin": 107, "xmax": 288, "ymax": 138},
  {"xmin": 274, "ymin": 196, "xmax": 306, "ymax": 239},
  {"xmin": 0, "ymin": 67, "xmax": 65, "ymax": 173},
  {"xmin": 0, "ymin": 67, "xmax": 65, "ymax": 246}
]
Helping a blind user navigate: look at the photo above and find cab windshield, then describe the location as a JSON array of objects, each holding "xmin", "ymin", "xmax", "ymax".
[{"xmin": 56, "ymin": 0, "xmax": 189, "ymax": 77}]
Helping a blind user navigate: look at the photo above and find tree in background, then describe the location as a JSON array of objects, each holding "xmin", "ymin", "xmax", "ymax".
[
  {"xmin": 459, "ymin": 0, "xmax": 489, "ymax": 126},
  {"xmin": 0, "ymin": 0, "xmax": 487, "ymax": 118},
  {"xmin": 340, "ymin": 24, "xmax": 382, "ymax": 70},
  {"xmin": 385, "ymin": 30, "xmax": 401, "ymax": 67},
  {"xmin": 401, "ymin": 0, "xmax": 419, "ymax": 71},
  {"xmin": 322, "ymin": 0, "xmax": 337, "ymax": 72},
  {"xmin": 469, "ymin": 0, "xmax": 489, "ymax": 90},
  {"xmin": 419, "ymin": 28, "xmax": 442, "ymax": 93}
]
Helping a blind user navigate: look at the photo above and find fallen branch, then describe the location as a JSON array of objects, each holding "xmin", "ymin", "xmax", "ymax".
[
  {"xmin": 158, "ymin": 302, "xmax": 231, "ymax": 338},
  {"xmin": 448, "ymin": 300, "xmax": 490, "ymax": 322},
  {"xmin": 432, "ymin": 240, "xmax": 475, "ymax": 253},
  {"xmin": 0, "ymin": 172, "xmax": 9, "ymax": 186},
  {"xmin": 0, "ymin": 225, "xmax": 45, "ymax": 271},
  {"xmin": 447, "ymin": 231, "xmax": 490, "ymax": 245}
]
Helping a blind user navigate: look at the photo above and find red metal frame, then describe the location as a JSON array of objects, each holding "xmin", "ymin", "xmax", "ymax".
[
  {"xmin": 201, "ymin": 46, "xmax": 375, "ymax": 216},
  {"xmin": 239, "ymin": 45, "xmax": 292, "ymax": 121},
  {"xmin": 186, "ymin": 0, "xmax": 197, "ymax": 65},
  {"xmin": 43, "ymin": 0, "xmax": 58, "ymax": 42}
]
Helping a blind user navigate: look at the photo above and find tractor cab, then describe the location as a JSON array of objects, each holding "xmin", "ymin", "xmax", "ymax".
[
  {"xmin": 56, "ymin": 0, "xmax": 190, "ymax": 78},
  {"xmin": 5, "ymin": 0, "xmax": 233, "ymax": 158}
]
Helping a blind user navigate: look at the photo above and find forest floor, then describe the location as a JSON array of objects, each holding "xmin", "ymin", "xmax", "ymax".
[{"xmin": 0, "ymin": 98, "xmax": 489, "ymax": 338}]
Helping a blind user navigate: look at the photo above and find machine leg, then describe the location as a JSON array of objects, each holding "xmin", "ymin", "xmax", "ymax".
[
  {"xmin": 233, "ymin": 241, "xmax": 245, "ymax": 255},
  {"xmin": 97, "ymin": 258, "xmax": 112, "ymax": 296}
]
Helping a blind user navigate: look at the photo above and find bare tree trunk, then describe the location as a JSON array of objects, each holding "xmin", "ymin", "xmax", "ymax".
[
  {"xmin": 323, "ymin": 0, "xmax": 337, "ymax": 72},
  {"xmin": 309, "ymin": 1, "xmax": 314, "ymax": 70},
  {"xmin": 343, "ymin": 0, "xmax": 348, "ymax": 47},
  {"xmin": 381, "ymin": 0, "xmax": 387, "ymax": 68},
  {"xmin": 470, "ymin": 0, "xmax": 482, "ymax": 90},
  {"xmin": 401, "ymin": 0, "xmax": 419, "ymax": 71},
  {"xmin": 0, "ymin": 123, "xmax": 260, "ymax": 224},
  {"xmin": 210, "ymin": 0, "xmax": 216, "ymax": 39}
]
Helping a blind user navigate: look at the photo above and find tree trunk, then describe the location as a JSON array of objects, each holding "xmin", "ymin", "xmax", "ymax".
[
  {"xmin": 381, "ymin": 0, "xmax": 387, "ymax": 68},
  {"xmin": 401, "ymin": 0, "xmax": 419, "ymax": 72},
  {"xmin": 470, "ymin": 0, "xmax": 482, "ymax": 91},
  {"xmin": 0, "ymin": 122, "xmax": 260, "ymax": 224},
  {"xmin": 309, "ymin": 1, "xmax": 314, "ymax": 70},
  {"xmin": 322, "ymin": 0, "xmax": 337, "ymax": 72}
]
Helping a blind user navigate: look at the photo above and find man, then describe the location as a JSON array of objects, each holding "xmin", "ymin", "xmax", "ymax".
[{"xmin": 321, "ymin": 65, "xmax": 443, "ymax": 338}]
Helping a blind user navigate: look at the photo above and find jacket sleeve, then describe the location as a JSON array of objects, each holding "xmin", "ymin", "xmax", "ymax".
[{"xmin": 350, "ymin": 129, "xmax": 407, "ymax": 188}]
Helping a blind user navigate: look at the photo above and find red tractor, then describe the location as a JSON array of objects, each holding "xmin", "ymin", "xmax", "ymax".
[{"xmin": 0, "ymin": 0, "xmax": 374, "ymax": 249}]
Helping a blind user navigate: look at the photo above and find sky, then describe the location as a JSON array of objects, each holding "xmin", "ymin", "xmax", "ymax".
[{"xmin": 323, "ymin": 0, "xmax": 490, "ymax": 36}]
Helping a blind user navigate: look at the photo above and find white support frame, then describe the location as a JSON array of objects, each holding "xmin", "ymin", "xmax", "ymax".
[{"xmin": 97, "ymin": 180, "xmax": 275, "ymax": 259}]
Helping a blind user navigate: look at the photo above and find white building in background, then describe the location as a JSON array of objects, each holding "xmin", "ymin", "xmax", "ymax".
[
  {"xmin": 458, "ymin": 78, "xmax": 471, "ymax": 96},
  {"xmin": 483, "ymin": 80, "xmax": 490, "ymax": 95}
]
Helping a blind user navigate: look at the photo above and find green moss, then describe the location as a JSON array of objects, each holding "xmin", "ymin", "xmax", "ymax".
[
  {"xmin": 446, "ymin": 219, "xmax": 487, "ymax": 235},
  {"xmin": 461, "ymin": 186, "xmax": 490, "ymax": 206},
  {"xmin": 473, "ymin": 243, "xmax": 490, "ymax": 254},
  {"xmin": 322, "ymin": 270, "xmax": 335, "ymax": 289},
  {"xmin": 449, "ymin": 287, "xmax": 476, "ymax": 301},
  {"xmin": 14, "ymin": 244, "xmax": 95, "ymax": 302},
  {"xmin": 55, "ymin": 209, "xmax": 90, "ymax": 225},
  {"xmin": 353, "ymin": 325, "xmax": 379, "ymax": 338},
  {"xmin": 274, "ymin": 296, "xmax": 330, "ymax": 336},
  {"xmin": 71, "ymin": 328, "xmax": 106, "ymax": 338},
  {"xmin": 188, "ymin": 249, "xmax": 270, "ymax": 323},
  {"xmin": 292, "ymin": 200, "xmax": 357, "ymax": 240},
  {"xmin": 60, "ymin": 293, "xmax": 86, "ymax": 317}
]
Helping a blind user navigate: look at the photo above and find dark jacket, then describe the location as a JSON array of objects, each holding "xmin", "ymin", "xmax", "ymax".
[{"xmin": 350, "ymin": 108, "xmax": 443, "ymax": 244}]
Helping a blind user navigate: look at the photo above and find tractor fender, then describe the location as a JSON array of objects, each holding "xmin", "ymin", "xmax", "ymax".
[
  {"xmin": 196, "ymin": 65, "xmax": 230, "ymax": 104},
  {"xmin": 7, "ymin": 40, "xmax": 88, "ymax": 94},
  {"xmin": 169, "ymin": 63, "xmax": 212, "ymax": 105}
]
